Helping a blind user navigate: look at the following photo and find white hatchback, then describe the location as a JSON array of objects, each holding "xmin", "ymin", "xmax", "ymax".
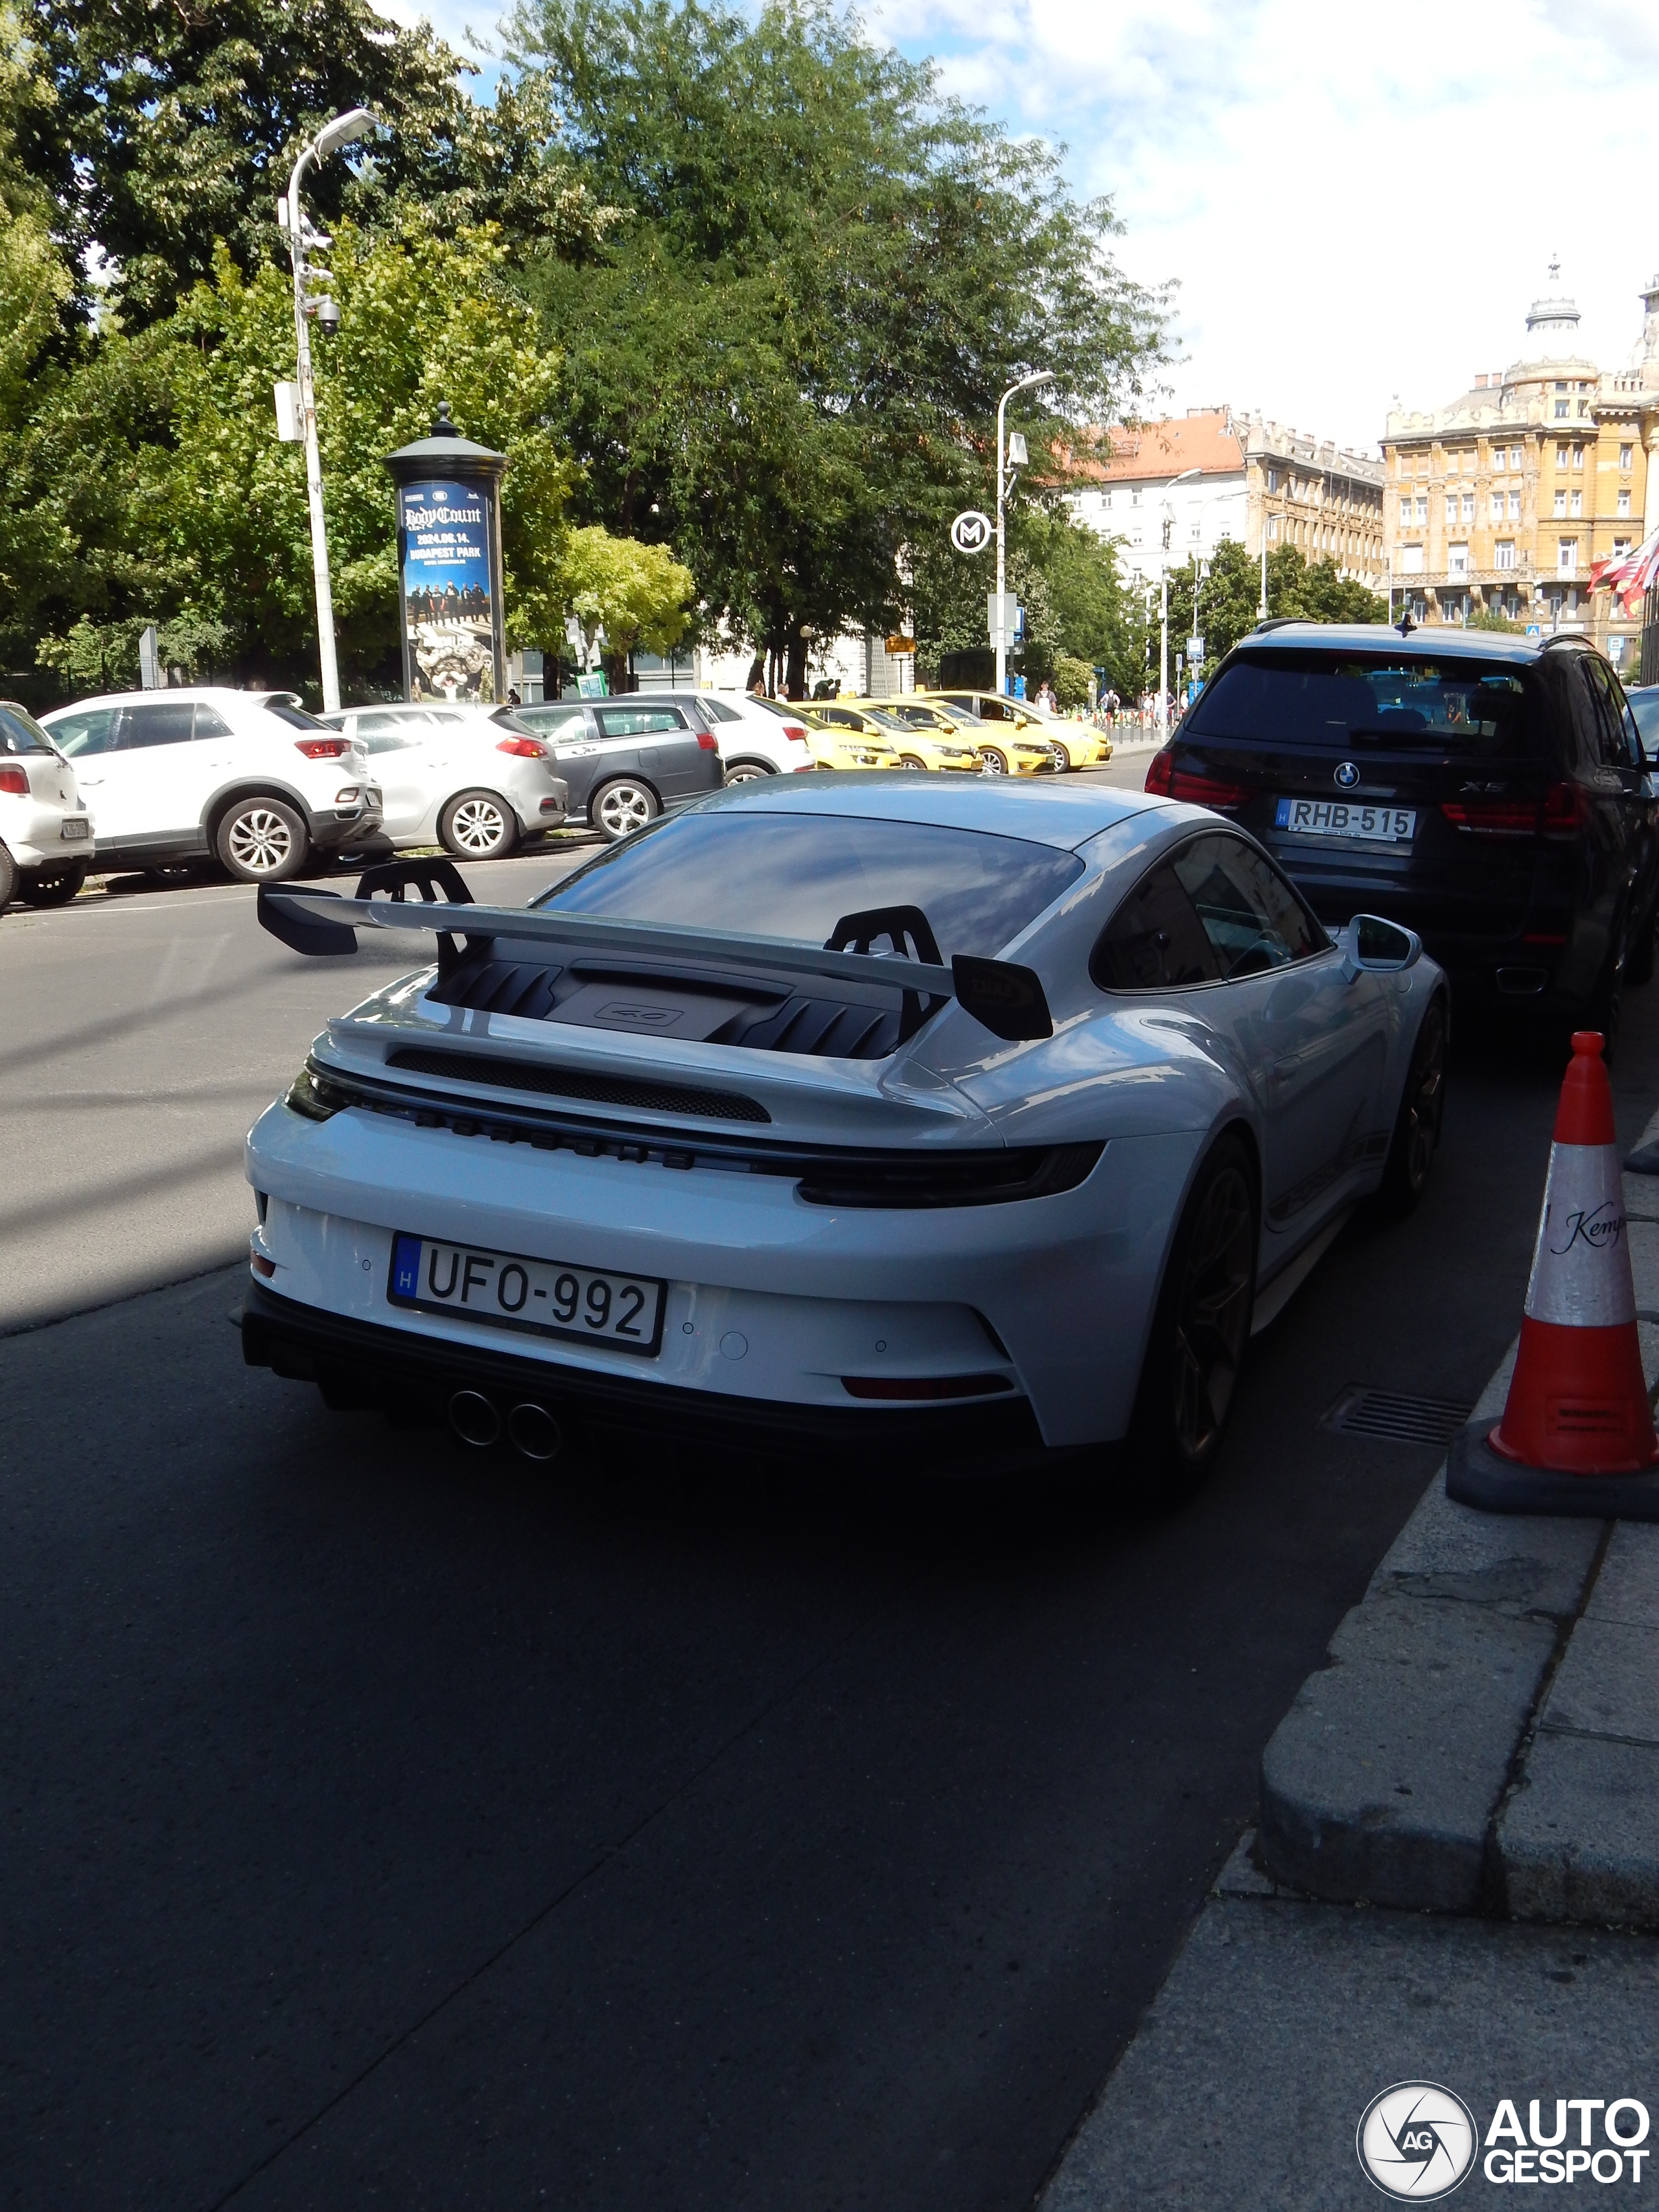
[
  {"xmin": 40, "ymin": 688, "xmax": 384, "ymax": 881},
  {"xmin": 318, "ymin": 703, "xmax": 570, "ymax": 858},
  {"xmin": 0, "ymin": 699, "xmax": 94, "ymax": 910}
]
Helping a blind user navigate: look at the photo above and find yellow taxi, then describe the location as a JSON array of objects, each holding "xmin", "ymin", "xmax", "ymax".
[
  {"xmin": 796, "ymin": 713, "xmax": 902, "ymax": 771},
  {"xmin": 916, "ymin": 690, "xmax": 1113, "ymax": 773},
  {"xmin": 813, "ymin": 700, "xmax": 981, "ymax": 772}
]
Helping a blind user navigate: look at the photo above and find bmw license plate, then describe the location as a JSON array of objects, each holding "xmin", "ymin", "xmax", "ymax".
[
  {"xmin": 1275, "ymin": 798, "xmax": 1416, "ymax": 842},
  {"xmin": 388, "ymin": 1233, "xmax": 665, "ymax": 1355}
]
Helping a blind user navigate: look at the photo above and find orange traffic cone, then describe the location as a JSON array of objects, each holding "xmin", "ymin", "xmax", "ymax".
[{"xmin": 1449, "ymin": 1032, "xmax": 1659, "ymax": 1519}]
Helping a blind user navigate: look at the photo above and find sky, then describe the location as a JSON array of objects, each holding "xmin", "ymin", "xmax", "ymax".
[{"xmin": 385, "ymin": 0, "xmax": 1659, "ymax": 456}]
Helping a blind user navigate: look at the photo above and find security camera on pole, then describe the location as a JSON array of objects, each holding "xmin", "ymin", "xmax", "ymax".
[
  {"xmin": 274, "ymin": 106, "xmax": 380, "ymax": 715},
  {"xmin": 993, "ymin": 371, "xmax": 1053, "ymax": 697}
]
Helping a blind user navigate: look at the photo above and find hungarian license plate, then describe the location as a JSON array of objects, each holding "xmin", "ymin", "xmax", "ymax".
[
  {"xmin": 59, "ymin": 817, "xmax": 89, "ymax": 841},
  {"xmin": 388, "ymin": 1233, "xmax": 665, "ymax": 1355},
  {"xmin": 1275, "ymin": 798, "xmax": 1416, "ymax": 843}
]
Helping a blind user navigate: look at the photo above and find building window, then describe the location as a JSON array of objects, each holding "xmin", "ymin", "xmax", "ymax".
[
  {"xmin": 1266, "ymin": 467, "xmax": 1279, "ymax": 492},
  {"xmin": 1555, "ymin": 400, "xmax": 1570, "ymax": 419},
  {"xmin": 1444, "ymin": 495, "xmax": 1457, "ymax": 525},
  {"xmin": 1400, "ymin": 544, "xmax": 1424, "ymax": 575},
  {"xmin": 1570, "ymin": 489, "xmax": 1583, "ymax": 517},
  {"xmin": 1573, "ymin": 446, "xmax": 1584, "ymax": 470},
  {"xmin": 1554, "ymin": 489, "xmax": 1567, "ymax": 517},
  {"xmin": 1510, "ymin": 445, "xmax": 1524, "ymax": 469},
  {"xmin": 1130, "ymin": 488, "xmax": 1141, "ymax": 507},
  {"xmin": 1461, "ymin": 493, "xmax": 1474, "ymax": 523},
  {"xmin": 1399, "ymin": 498, "xmax": 1412, "ymax": 526},
  {"xmin": 1415, "ymin": 496, "xmax": 1427, "ymax": 524},
  {"xmin": 1618, "ymin": 487, "xmax": 1632, "ymax": 517},
  {"xmin": 1559, "ymin": 539, "xmax": 1578, "ymax": 576},
  {"xmin": 1448, "ymin": 543, "xmax": 1469, "ymax": 579},
  {"xmin": 1556, "ymin": 443, "xmax": 1569, "ymax": 467},
  {"xmin": 1614, "ymin": 538, "xmax": 1632, "ymax": 561},
  {"xmin": 1267, "ymin": 515, "xmax": 1279, "ymax": 541},
  {"xmin": 1509, "ymin": 489, "xmax": 1522, "ymax": 519},
  {"xmin": 1579, "ymin": 400, "xmax": 1590, "ymax": 416},
  {"xmin": 1495, "ymin": 540, "xmax": 1516, "ymax": 570},
  {"xmin": 1620, "ymin": 445, "xmax": 1633, "ymax": 469}
]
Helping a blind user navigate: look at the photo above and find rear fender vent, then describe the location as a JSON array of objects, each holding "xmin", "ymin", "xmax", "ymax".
[
  {"xmin": 383, "ymin": 1046, "xmax": 771, "ymax": 1124},
  {"xmin": 1322, "ymin": 1386, "xmax": 1474, "ymax": 1447}
]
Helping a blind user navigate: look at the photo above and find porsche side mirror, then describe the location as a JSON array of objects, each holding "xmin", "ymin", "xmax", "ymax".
[{"xmin": 1338, "ymin": 914, "xmax": 1422, "ymax": 982}]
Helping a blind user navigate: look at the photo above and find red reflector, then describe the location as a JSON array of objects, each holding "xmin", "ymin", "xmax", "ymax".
[
  {"xmin": 695, "ymin": 729, "xmax": 719, "ymax": 751},
  {"xmin": 495, "ymin": 736, "xmax": 546, "ymax": 758},
  {"xmin": 1144, "ymin": 747, "xmax": 1174, "ymax": 796},
  {"xmin": 294, "ymin": 736, "xmax": 349, "ymax": 759},
  {"xmin": 1523, "ymin": 932, "xmax": 1568, "ymax": 946},
  {"xmin": 0, "ymin": 764, "xmax": 27, "ymax": 795},
  {"xmin": 841, "ymin": 1373, "xmax": 1014, "ymax": 1401}
]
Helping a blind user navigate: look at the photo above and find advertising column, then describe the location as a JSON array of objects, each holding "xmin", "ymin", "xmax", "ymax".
[{"xmin": 384, "ymin": 405, "xmax": 509, "ymax": 704}]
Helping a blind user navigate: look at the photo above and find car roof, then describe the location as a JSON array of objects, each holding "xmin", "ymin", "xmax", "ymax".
[
  {"xmin": 696, "ymin": 769, "xmax": 1155, "ymax": 850},
  {"xmin": 1227, "ymin": 622, "xmax": 1550, "ymax": 664},
  {"xmin": 41, "ymin": 686, "xmax": 290, "ymax": 716}
]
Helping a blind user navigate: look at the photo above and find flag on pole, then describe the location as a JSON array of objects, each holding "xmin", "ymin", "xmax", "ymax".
[{"xmin": 1588, "ymin": 522, "xmax": 1659, "ymax": 618}]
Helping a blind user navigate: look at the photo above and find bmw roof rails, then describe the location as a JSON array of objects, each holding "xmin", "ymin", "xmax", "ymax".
[{"xmin": 1538, "ymin": 631, "xmax": 1592, "ymax": 653}]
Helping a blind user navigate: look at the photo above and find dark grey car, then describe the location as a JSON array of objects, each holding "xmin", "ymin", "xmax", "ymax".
[{"xmin": 513, "ymin": 694, "xmax": 725, "ymax": 840}]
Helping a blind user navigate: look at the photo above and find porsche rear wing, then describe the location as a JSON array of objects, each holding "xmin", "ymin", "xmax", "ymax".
[{"xmin": 257, "ymin": 860, "xmax": 1053, "ymax": 1042}]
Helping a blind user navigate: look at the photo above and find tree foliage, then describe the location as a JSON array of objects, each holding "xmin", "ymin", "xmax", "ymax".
[
  {"xmin": 1163, "ymin": 539, "xmax": 1387, "ymax": 678},
  {"xmin": 509, "ymin": 0, "xmax": 1167, "ymax": 692}
]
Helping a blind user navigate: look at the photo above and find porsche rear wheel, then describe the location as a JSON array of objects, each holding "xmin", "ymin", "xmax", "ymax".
[{"xmin": 1127, "ymin": 1135, "xmax": 1256, "ymax": 1502}]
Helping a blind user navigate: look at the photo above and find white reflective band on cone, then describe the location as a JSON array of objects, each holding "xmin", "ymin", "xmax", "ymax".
[{"xmin": 1522, "ymin": 1141, "xmax": 1637, "ymax": 1328}]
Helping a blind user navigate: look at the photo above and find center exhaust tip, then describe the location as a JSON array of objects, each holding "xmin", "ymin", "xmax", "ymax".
[
  {"xmin": 449, "ymin": 1389, "xmax": 501, "ymax": 1448},
  {"xmin": 507, "ymin": 1401, "xmax": 562, "ymax": 1461}
]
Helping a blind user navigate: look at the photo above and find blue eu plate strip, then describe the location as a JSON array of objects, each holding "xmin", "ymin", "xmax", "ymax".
[
  {"xmin": 391, "ymin": 1234, "xmax": 423, "ymax": 1300},
  {"xmin": 1274, "ymin": 798, "xmax": 1291, "ymax": 826}
]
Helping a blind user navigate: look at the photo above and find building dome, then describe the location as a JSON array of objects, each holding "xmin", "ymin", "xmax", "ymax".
[{"xmin": 1525, "ymin": 258, "xmax": 1582, "ymax": 351}]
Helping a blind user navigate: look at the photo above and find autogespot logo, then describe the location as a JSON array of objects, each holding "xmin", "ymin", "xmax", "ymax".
[
  {"xmin": 1357, "ymin": 2083, "xmax": 1478, "ymax": 2200},
  {"xmin": 1357, "ymin": 2087, "xmax": 1654, "ymax": 2196}
]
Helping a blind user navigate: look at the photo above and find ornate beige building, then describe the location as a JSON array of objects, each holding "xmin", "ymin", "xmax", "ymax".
[
  {"xmin": 1066, "ymin": 409, "xmax": 1384, "ymax": 587},
  {"xmin": 1382, "ymin": 266, "xmax": 1659, "ymax": 668}
]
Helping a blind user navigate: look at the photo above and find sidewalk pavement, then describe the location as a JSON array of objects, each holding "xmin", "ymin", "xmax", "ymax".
[{"xmin": 1041, "ymin": 1106, "xmax": 1659, "ymax": 2209}]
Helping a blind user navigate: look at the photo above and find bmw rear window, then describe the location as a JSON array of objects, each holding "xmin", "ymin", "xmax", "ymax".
[
  {"xmin": 1185, "ymin": 650, "xmax": 1535, "ymax": 758},
  {"xmin": 535, "ymin": 811, "xmax": 1083, "ymax": 960}
]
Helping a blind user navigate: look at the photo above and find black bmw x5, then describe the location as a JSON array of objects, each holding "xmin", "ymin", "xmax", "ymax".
[{"xmin": 1146, "ymin": 623, "xmax": 1659, "ymax": 1030}]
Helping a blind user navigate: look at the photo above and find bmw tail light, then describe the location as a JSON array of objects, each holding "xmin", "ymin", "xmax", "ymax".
[
  {"xmin": 1540, "ymin": 781, "xmax": 1586, "ymax": 839},
  {"xmin": 0, "ymin": 765, "xmax": 27, "ymax": 795},
  {"xmin": 695, "ymin": 729, "xmax": 719, "ymax": 751},
  {"xmin": 294, "ymin": 736, "xmax": 350, "ymax": 760},
  {"xmin": 1171, "ymin": 770, "xmax": 1248, "ymax": 808},
  {"xmin": 495, "ymin": 736, "xmax": 546, "ymax": 759},
  {"xmin": 1144, "ymin": 748, "xmax": 1174, "ymax": 796},
  {"xmin": 1440, "ymin": 795, "xmax": 1539, "ymax": 837}
]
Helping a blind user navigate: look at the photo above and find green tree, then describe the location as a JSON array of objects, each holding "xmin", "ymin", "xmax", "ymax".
[
  {"xmin": 1163, "ymin": 538, "xmax": 1387, "ymax": 682},
  {"xmin": 14, "ymin": 0, "xmax": 612, "ymax": 326},
  {"xmin": 561, "ymin": 523, "xmax": 695, "ymax": 691},
  {"xmin": 509, "ymin": 0, "xmax": 1167, "ymax": 693}
]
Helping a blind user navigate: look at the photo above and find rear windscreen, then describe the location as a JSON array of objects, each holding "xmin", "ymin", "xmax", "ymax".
[
  {"xmin": 535, "ymin": 811, "xmax": 1083, "ymax": 960},
  {"xmin": 1184, "ymin": 650, "xmax": 1535, "ymax": 757}
]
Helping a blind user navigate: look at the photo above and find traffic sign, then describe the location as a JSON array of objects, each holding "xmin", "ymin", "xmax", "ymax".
[
  {"xmin": 1526, "ymin": 623, "xmax": 1542, "ymax": 638},
  {"xmin": 951, "ymin": 510, "xmax": 992, "ymax": 555},
  {"xmin": 1187, "ymin": 636, "xmax": 1204, "ymax": 659}
]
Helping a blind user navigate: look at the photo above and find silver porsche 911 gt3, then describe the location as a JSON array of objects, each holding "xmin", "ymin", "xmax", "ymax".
[{"xmin": 241, "ymin": 775, "xmax": 1446, "ymax": 1496}]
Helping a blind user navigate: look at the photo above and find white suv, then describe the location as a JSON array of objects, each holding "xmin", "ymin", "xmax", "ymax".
[
  {"xmin": 671, "ymin": 692, "xmax": 817, "ymax": 780},
  {"xmin": 40, "ymin": 688, "xmax": 384, "ymax": 881},
  {"xmin": 0, "ymin": 699, "xmax": 94, "ymax": 909}
]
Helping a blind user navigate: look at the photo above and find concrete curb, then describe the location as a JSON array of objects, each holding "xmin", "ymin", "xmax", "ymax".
[{"xmin": 1256, "ymin": 1110, "xmax": 1659, "ymax": 1926}]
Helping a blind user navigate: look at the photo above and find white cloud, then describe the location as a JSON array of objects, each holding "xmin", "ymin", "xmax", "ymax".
[{"xmin": 870, "ymin": 0, "xmax": 1659, "ymax": 451}]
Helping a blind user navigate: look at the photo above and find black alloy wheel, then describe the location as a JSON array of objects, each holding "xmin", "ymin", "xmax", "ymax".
[
  {"xmin": 17, "ymin": 860, "xmax": 87, "ymax": 907},
  {"xmin": 1376, "ymin": 992, "xmax": 1448, "ymax": 1216},
  {"xmin": 1127, "ymin": 1134, "xmax": 1256, "ymax": 1501}
]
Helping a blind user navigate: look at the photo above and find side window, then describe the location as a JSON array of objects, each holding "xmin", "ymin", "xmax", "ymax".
[
  {"xmin": 594, "ymin": 706, "xmax": 689, "ymax": 739},
  {"xmin": 43, "ymin": 708, "xmax": 117, "ymax": 757},
  {"xmin": 699, "ymin": 697, "xmax": 742, "ymax": 723},
  {"xmin": 361, "ymin": 729, "xmax": 419, "ymax": 755},
  {"xmin": 1173, "ymin": 835, "xmax": 1324, "ymax": 979},
  {"xmin": 117, "ymin": 701, "xmax": 197, "ymax": 748},
  {"xmin": 192, "ymin": 706, "xmax": 235, "ymax": 738},
  {"xmin": 1092, "ymin": 863, "xmax": 1219, "ymax": 991},
  {"xmin": 820, "ymin": 708, "xmax": 858, "ymax": 728},
  {"xmin": 1587, "ymin": 662, "xmax": 1642, "ymax": 771}
]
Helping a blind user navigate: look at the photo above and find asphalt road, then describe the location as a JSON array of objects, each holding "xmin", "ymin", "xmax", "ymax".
[{"xmin": 5, "ymin": 794, "xmax": 1658, "ymax": 2212}]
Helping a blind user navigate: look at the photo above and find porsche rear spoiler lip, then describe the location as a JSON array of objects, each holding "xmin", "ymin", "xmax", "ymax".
[{"xmin": 257, "ymin": 880, "xmax": 1054, "ymax": 1043}]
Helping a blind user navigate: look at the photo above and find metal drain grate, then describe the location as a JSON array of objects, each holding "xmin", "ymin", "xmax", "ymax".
[{"xmin": 1323, "ymin": 1386, "xmax": 1474, "ymax": 1447}]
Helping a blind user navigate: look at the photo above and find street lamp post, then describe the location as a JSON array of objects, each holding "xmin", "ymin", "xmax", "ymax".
[
  {"xmin": 1159, "ymin": 467, "xmax": 1200, "ymax": 734},
  {"xmin": 995, "ymin": 370, "xmax": 1054, "ymax": 697},
  {"xmin": 283, "ymin": 106, "xmax": 379, "ymax": 714}
]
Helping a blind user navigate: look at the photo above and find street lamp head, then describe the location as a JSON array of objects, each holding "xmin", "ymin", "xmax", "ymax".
[{"xmin": 314, "ymin": 107, "xmax": 380, "ymax": 160}]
